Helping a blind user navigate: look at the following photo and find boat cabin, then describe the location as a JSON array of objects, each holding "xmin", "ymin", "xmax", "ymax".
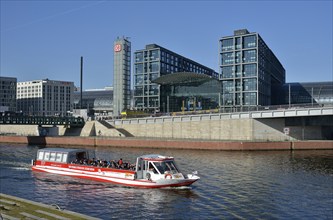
[
  {"xmin": 135, "ymin": 154, "xmax": 181, "ymax": 180},
  {"xmin": 36, "ymin": 148, "xmax": 89, "ymax": 164}
]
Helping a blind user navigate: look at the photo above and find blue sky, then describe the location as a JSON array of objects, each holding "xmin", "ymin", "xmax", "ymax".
[{"xmin": 1, "ymin": 0, "xmax": 332, "ymax": 90}]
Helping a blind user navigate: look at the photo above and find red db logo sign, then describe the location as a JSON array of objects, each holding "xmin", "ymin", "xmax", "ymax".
[{"xmin": 114, "ymin": 44, "xmax": 122, "ymax": 52}]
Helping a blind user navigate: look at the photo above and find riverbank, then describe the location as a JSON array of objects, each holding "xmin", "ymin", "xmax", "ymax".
[
  {"xmin": 0, "ymin": 135, "xmax": 332, "ymax": 150},
  {"xmin": 0, "ymin": 193, "xmax": 100, "ymax": 220}
]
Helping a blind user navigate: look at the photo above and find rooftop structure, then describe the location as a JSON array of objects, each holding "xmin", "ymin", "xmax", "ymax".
[{"xmin": 153, "ymin": 72, "xmax": 221, "ymax": 113}]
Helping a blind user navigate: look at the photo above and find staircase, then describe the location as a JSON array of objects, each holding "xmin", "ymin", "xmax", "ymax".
[
  {"xmin": 98, "ymin": 120, "xmax": 115, "ymax": 129},
  {"xmin": 116, "ymin": 128, "xmax": 134, "ymax": 137},
  {"xmin": 97, "ymin": 120, "xmax": 134, "ymax": 137}
]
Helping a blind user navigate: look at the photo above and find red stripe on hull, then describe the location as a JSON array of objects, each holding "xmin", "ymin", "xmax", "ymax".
[{"xmin": 32, "ymin": 166, "xmax": 197, "ymax": 188}]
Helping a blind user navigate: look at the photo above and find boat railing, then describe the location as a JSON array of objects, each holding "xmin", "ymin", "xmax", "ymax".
[{"xmin": 70, "ymin": 158, "xmax": 136, "ymax": 171}]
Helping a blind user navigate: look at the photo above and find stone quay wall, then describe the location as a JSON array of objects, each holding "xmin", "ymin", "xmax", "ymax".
[{"xmin": 0, "ymin": 136, "xmax": 332, "ymax": 151}]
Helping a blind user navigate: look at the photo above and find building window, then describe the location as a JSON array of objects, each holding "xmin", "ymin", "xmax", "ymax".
[
  {"xmin": 135, "ymin": 63, "xmax": 143, "ymax": 74},
  {"xmin": 243, "ymin": 35, "xmax": 256, "ymax": 48},
  {"xmin": 244, "ymin": 92, "xmax": 257, "ymax": 105},
  {"xmin": 134, "ymin": 86, "xmax": 143, "ymax": 96},
  {"xmin": 243, "ymin": 64, "xmax": 257, "ymax": 77},
  {"xmin": 243, "ymin": 50, "xmax": 256, "ymax": 63},
  {"xmin": 150, "ymin": 73, "xmax": 159, "ymax": 81},
  {"xmin": 235, "ymin": 65, "xmax": 241, "ymax": 77},
  {"xmin": 221, "ymin": 66, "xmax": 233, "ymax": 78},
  {"xmin": 149, "ymin": 50, "xmax": 160, "ymax": 61},
  {"xmin": 135, "ymin": 75, "xmax": 143, "ymax": 85},
  {"xmin": 149, "ymin": 85, "xmax": 159, "ymax": 95},
  {"xmin": 223, "ymin": 80, "xmax": 234, "ymax": 92},
  {"xmin": 235, "ymin": 37, "xmax": 241, "ymax": 49},
  {"xmin": 221, "ymin": 39, "xmax": 234, "ymax": 51},
  {"xmin": 223, "ymin": 93, "xmax": 233, "ymax": 106},
  {"xmin": 236, "ymin": 80, "xmax": 242, "ymax": 91},
  {"xmin": 135, "ymin": 52, "xmax": 143, "ymax": 62},
  {"xmin": 243, "ymin": 78, "xmax": 257, "ymax": 91},
  {"xmin": 222, "ymin": 52, "xmax": 234, "ymax": 65},
  {"xmin": 150, "ymin": 62, "xmax": 160, "ymax": 72},
  {"xmin": 235, "ymin": 51, "xmax": 241, "ymax": 64}
]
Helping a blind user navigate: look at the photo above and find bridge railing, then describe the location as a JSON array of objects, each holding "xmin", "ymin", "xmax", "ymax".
[
  {"xmin": 109, "ymin": 106, "xmax": 333, "ymax": 126},
  {"xmin": 0, "ymin": 116, "xmax": 85, "ymax": 127}
]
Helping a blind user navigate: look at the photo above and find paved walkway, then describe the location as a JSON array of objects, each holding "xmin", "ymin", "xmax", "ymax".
[{"xmin": 0, "ymin": 193, "xmax": 100, "ymax": 220}]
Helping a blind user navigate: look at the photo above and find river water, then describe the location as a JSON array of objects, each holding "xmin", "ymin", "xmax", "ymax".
[{"xmin": 0, "ymin": 144, "xmax": 332, "ymax": 219}]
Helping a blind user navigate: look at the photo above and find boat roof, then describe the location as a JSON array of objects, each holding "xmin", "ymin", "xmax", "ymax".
[
  {"xmin": 37, "ymin": 148, "xmax": 87, "ymax": 153},
  {"xmin": 139, "ymin": 154, "xmax": 174, "ymax": 161}
]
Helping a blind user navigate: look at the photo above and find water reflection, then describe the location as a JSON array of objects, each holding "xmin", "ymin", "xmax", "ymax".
[
  {"xmin": 0, "ymin": 144, "xmax": 332, "ymax": 219},
  {"xmin": 31, "ymin": 171, "xmax": 200, "ymax": 219},
  {"xmin": 289, "ymin": 150, "xmax": 333, "ymax": 174}
]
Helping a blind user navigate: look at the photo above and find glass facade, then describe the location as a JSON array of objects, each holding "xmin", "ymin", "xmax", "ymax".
[
  {"xmin": 74, "ymin": 88, "xmax": 113, "ymax": 118},
  {"xmin": 219, "ymin": 29, "xmax": 285, "ymax": 109},
  {"xmin": 277, "ymin": 82, "xmax": 333, "ymax": 106},
  {"xmin": 134, "ymin": 44, "xmax": 218, "ymax": 112},
  {"xmin": 0, "ymin": 76, "xmax": 17, "ymax": 112},
  {"xmin": 158, "ymin": 76, "xmax": 221, "ymax": 113}
]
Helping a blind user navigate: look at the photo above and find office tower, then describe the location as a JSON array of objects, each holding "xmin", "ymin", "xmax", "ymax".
[
  {"xmin": 0, "ymin": 76, "xmax": 17, "ymax": 112},
  {"xmin": 220, "ymin": 29, "xmax": 285, "ymax": 110},
  {"xmin": 17, "ymin": 79, "xmax": 74, "ymax": 116},
  {"xmin": 113, "ymin": 37, "xmax": 131, "ymax": 116}
]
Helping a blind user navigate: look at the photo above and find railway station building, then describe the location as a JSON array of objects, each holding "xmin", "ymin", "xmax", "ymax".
[{"xmin": 133, "ymin": 44, "xmax": 218, "ymax": 113}]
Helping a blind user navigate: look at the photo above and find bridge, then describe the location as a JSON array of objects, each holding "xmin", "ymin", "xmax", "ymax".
[
  {"xmin": 0, "ymin": 115, "xmax": 85, "ymax": 127},
  {"xmin": 108, "ymin": 106, "xmax": 333, "ymax": 141},
  {"xmin": 112, "ymin": 106, "xmax": 333, "ymax": 125}
]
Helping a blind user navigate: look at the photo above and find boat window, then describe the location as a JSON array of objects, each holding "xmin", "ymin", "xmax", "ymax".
[
  {"xmin": 153, "ymin": 161, "xmax": 179, "ymax": 174},
  {"xmin": 38, "ymin": 151, "xmax": 44, "ymax": 160},
  {"xmin": 62, "ymin": 153, "xmax": 68, "ymax": 163},
  {"xmin": 50, "ymin": 152, "xmax": 56, "ymax": 161},
  {"xmin": 44, "ymin": 152, "xmax": 50, "ymax": 161},
  {"xmin": 148, "ymin": 162, "xmax": 159, "ymax": 174},
  {"xmin": 76, "ymin": 152, "xmax": 87, "ymax": 160},
  {"xmin": 55, "ymin": 153, "xmax": 62, "ymax": 162}
]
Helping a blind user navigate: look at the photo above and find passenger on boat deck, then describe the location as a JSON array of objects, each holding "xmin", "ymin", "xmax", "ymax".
[{"xmin": 118, "ymin": 158, "xmax": 123, "ymax": 168}]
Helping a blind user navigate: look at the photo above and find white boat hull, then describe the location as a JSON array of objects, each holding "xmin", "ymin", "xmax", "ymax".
[{"xmin": 32, "ymin": 165, "xmax": 199, "ymax": 188}]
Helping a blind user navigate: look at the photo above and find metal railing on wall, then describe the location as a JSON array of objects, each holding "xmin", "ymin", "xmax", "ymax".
[{"xmin": 109, "ymin": 106, "xmax": 333, "ymax": 126}]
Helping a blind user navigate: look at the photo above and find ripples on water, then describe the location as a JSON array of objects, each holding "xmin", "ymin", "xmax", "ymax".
[{"xmin": 0, "ymin": 144, "xmax": 332, "ymax": 219}]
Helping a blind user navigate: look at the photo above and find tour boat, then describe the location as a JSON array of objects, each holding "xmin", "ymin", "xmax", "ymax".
[{"xmin": 31, "ymin": 148, "xmax": 200, "ymax": 188}]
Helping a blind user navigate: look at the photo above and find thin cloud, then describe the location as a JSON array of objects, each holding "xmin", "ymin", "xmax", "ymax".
[{"xmin": 2, "ymin": 1, "xmax": 105, "ymax": 33}]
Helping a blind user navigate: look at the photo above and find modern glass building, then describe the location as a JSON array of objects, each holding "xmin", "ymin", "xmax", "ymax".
[
  {"xmin": 153, "ymin": 72, "xmax": 221, "ymax": 113},
  {"xmin": 0, "ymin": 76, "xmax": 17, "ymax": 112},
  {"xmin": 220, "ymin": 29, "xmax": 285, "ymax": 110},
  {"xmin": 280, "ymin": 82, "xmax": 333, "ymax": 106},
  {"xmin": 134, "ymin": 44, "xmax": 218, "ymax": 112},
  {"xmin": 74, "ymin": 87, "xmax": 113, "ymax": 119},
  {"xmin": 113, "ymin": 37, "xmax": 131, "ymax": 116}
]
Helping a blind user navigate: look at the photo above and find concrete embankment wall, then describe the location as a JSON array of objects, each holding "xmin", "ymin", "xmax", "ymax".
[
  {"xmin": 115, "ymin": 118, "xmax": 253, "ymax": 140},
  {"xmin": 0, "ymin": 117, "xmax": 327, "ymax": 141},
  {"xmin": 0, "ymin": 136, "xmax": 332, "ymax": 151},
  {"xmin": 114, "ymin": 118, "xmax": 296, "ymax": 141}
]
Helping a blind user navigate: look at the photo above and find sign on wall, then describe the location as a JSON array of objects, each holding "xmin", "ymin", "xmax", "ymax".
[{"xmin": 114, "ymin": 44, "xmax": 122, "ymax": 52}]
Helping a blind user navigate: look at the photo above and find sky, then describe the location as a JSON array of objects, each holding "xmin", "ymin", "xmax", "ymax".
[{"xmin": 1, "ymin": 0, "xmax": 332, "ymax": 90}]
